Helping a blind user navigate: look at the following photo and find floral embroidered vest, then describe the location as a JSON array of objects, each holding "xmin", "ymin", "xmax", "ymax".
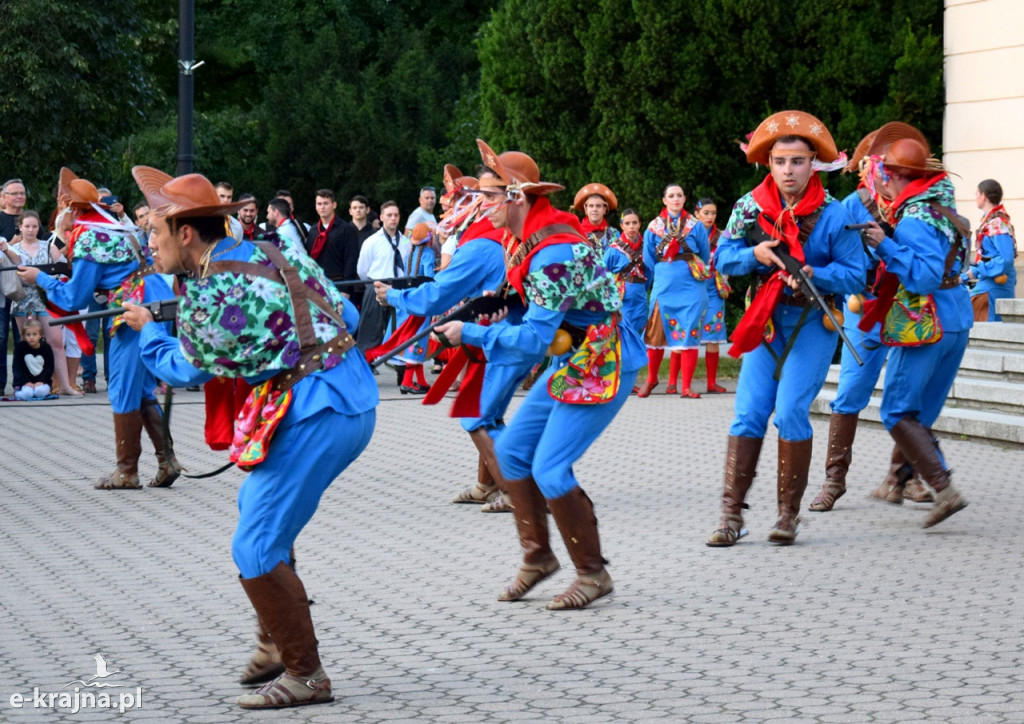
[
  {"xmin": 522, "ymin": 242, "xmax": 622, "ymax": 315},
  {"xmin": 177, "ymin": 242, "xmax": 351, "ymax": 377}
]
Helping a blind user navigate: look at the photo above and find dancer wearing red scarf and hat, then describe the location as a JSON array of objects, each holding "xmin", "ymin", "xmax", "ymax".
[
  {"xmin": 434, "ymin": 140, "xmax": 646, "ymax": 610},
  {"xmin": 18, "ymin": 168, "xmax": 179, "ymax": 490},
  {"xmin": 705, "ymin": 111, "xmax": 865, "ymax": 547},
  {"xmin": 855, "ymin": 123, "xmax": 973, "ymax": 528}
]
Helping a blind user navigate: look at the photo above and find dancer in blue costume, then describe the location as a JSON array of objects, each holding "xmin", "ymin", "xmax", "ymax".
[
  {"xmin": 375, "ymin": 166, "xmax": 534, "ymax": 513},
  {"xmin": 695, "ymin": 198, "xmax": 730, "ymax": 394},
  {"xmin": 964, "ymin": 179, "xmax": 1016, "ymax": 322},
  {"xmin": 808, "ymin": 126, "xmax": 935, "ymax": 512},
  {"xmin": 604, "ymin": 207, "xmax": 650, "ymax": 395},
  {"xmin": 706, "ymin": 110, "xmax": 864, "ymax": 547},
  {"xmin": 390, "ymin": 222, "xmax": 437, "ymax": 393},
  {"xmin": 19, "ymin": 168, "xmax": 178, "ymax": 490},
  {"xmin": 856, "ymin": 124, "xmax": 972, "ymax": 529},
  {"xmin": 435, "ymin": 141, "xmax": 645, "ymax": 610},
  {"xmin": 122, "ymin": 167, "xmax": 378, "ymax": 709},
  {"xmin": 637, "ymin": 184, "xmax": 710, "ymax": 399},
  {"xmin": 574, "ymin": 182, "xmax": 620, "ymax": 252}
]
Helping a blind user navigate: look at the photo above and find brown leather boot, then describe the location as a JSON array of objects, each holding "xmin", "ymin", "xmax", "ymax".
[
  {"xmin": 470, "ymin": 428, "xmax": 514, "ymax": 513},
  {"xmin": 239, "ymin": 617, "xmax": 284, "ymax": 687},
  {"xmin": 768, "ymin": 437, "xmax": 813, "ymax": 545},
  {"xmin": 707, "ymin": 435, "xmax": 763, "ymax": 546},
  {"xmin": 869, "ymin": 444, "xmax": 914, "ymax": 505},
  {"xmin": 545, "ymin": 487, "xmax": 613, "ymax": 610},
  {"xmin": 904, "ymin": 476, "xmax": 935, "ymax": 503},
  {"xmin": 140, "ymin": 398, "xmax": 183, "ymax": 488},
  {"xmin": 809, "ymin": 413, "xmax": 857, "ymax": 511},
  {"xmin": 236, "ymin": 563, "xmax": 333, "ymax": 709},
  {"xmin": 95, "ymin": 411, "xmax": 144, "ymax": 489},
  {"xmin": 498, "ymin": 477, "xmax": 560, "ymax": 602},
  {"xmin": 889, "ymin": 417, "xmax": 968, "ymax": 528},
  {"xmin": 452, "ymin": 429, "xmax": 500, "ymax": 504}
]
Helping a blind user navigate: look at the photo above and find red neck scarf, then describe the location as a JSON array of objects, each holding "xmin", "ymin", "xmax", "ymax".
[
  {"xmin": 887, "ymin": 173, "xmax": 947, "ymax": 225},
  {"xmin": 457, "ymin": 217, "xmax": 502, "ymax": 249},
  {"xmin": 658, "ymin": 208, "xmax": 693, "ymax": 258},
  {"xmin": 579, "ymin": 218, "xmax": 607, "ymax": 237},
  {"xmin": 242, "ymin": 223, "xmax": 257, "ymax": 241},
  {"xmin": 309, "ymin": 215, "xmax": 334, "ymax": 259},
  {"xmin": 857, "ymin": 173, "xmax": 951, "ymax": 332},
  {"xmin": 505, "ymin": 197, "xmax": 583, "ymax": 298},
  {"xmin": 728, "ymin": 173, "xmax": 826, "ymax": 358}
]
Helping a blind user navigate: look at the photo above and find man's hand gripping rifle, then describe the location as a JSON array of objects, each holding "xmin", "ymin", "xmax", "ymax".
[
  {"xmin": 369, "ymin": 294, "xmax": 519, "ymax": 368},
  {"xmin": 772, "ymin": 244, "xmax": 863, "ymax": 366}
]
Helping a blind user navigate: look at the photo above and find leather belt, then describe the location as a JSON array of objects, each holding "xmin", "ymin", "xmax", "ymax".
[{"xmin": 272, "ymin": 331, "xmax": 357, "ymax": 393}]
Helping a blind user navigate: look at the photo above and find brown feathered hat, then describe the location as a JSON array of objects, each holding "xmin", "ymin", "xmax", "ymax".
[{"xmin": 476, "ymin": 139, "xmax": 564, "ymax": 196}]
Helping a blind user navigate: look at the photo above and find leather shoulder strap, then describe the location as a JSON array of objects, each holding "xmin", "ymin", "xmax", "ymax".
[
  {"xmin": 856, "ymin": 188, "xmax": 883, "ymax": 224},
  {"xmin": 509, "ymin": 223, "xmax": 585, "ymax": 269}
]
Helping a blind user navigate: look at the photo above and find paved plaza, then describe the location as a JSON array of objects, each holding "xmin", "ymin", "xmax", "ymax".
[{"xmin": 1, "ymin": 369, "xmax": 1022, "ymax": 723}]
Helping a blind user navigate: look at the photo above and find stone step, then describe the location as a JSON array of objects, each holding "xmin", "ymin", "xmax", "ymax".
[
  {"xmin": 821, "ymin": 363, "xmax": 1024, "ymax": 415},
  {"xmin": 995, "ymin": 298, "xmax": 1024, "ymax": 325},
  {"xmin": 811, "ymin": 391, "xmax": 1024, "ymax": 446},
  {"xmin": 969, "ymin": 321, "xmax": 1024, "ymax": 351}
]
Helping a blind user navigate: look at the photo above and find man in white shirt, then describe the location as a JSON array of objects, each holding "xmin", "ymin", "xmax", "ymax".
[
  {"xmin": 403, "ymin": 186, "xmax": 437, "ymax": 244},
  {"xmin": 216, "ymin": 182, "xmax": 245, "ymax": 241},
  {"xmin": 356, "ymin": 201, "xmax": 409, "ymax": 352}
]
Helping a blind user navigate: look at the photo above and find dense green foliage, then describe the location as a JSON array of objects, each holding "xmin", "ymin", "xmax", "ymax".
[{"xmin": 2, "ymin": 0, "xmax": 941, "ymax": 240}]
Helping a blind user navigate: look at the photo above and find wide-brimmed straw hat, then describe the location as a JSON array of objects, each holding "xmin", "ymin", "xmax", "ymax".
[
  {"xmin": 866, "ymin": 122, "xmax": 942, "ymax": 177},
  {"xmin": 59, "ymin": 167, "xmax": 110, "ymax": 210},
  {"xmin": 744, "ymin": 110, "xmax": 839, "ymax": 165},
  {"xmin": 132, "ymin": 166, "xmax": 249, "ymax": 218},
  {"xmin": 476, "ymin": 139, "xmax": 564, "ymax": 196},
  {"xmin": 573, "ymin": 183, "xmax": 617, "ymax": 213},
  {"xmin": 845, "ymin": 131, "xmax": 878, "ymax": 174}
]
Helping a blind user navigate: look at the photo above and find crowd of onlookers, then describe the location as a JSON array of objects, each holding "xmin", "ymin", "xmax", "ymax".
[{"xmin": 0, "ymin": 176, "xmax": 444, "ymax": 398}]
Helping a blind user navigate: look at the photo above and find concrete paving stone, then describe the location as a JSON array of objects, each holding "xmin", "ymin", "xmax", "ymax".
[{"xmin": 5, "ymin": 382, "xmax": 1024, "ymax": 722}]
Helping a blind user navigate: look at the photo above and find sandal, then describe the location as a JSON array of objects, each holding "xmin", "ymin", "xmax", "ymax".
[
  {"xmin": 636, "ymin": 380, "xmax": 660, "ymax": 398},
  {"xmin": 546, "ymin": 568, "xmax": 613, "ymax": 610},
  {"xmin": 239, "ymin": 640, "xmax": 284, "ymax": 687},
  {"xmin": 680, "ymin": 388, "xmax": 701, "ymax": 399},
  {"xmin": 497, "ymin": 554, "xmax": 560, "ymax": 602},
  {"xmin": 706, "ymin": 384, "xmax": 728, "ymax": 394},
  {"xmin": 706, "ymin": 514, "xmax": 746, "ymax": 547},
  {"xmin": 236, "ymin": 668, "xmax": 334, "ymax": 709},
  {"xmin": 94, "ymin": 472, "xmax": 142, "ymax": 490},
  {"xmin": 808, "ymin": 481, "xmax": 846, "ymax": 512},
  {"xmin": 481, "ymin": 493, "xmax": 514, "ymax": 513},
  {"xmin": 451, "ymin": 482, "xmax": 497, "ymax": 504},
  {"xmin": 665, "ymin": 385, "xmax": 679, "ymax": 395},
  {"xmin": 59, "ymin": 387, "xmax": 85, "ymax": 397}
]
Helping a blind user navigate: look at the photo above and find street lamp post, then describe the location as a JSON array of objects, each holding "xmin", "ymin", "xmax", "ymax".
[{"xmin": 176, "ymin": 0, "xmax": 203, "ymax": 176}]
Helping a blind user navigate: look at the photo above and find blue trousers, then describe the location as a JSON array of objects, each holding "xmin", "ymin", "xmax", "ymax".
[
  {"xmin": 496, "ymin": 363, "xmax": 639, "ymax": 499},
  {"xmin": 233, "ymin": 407, "xmax": 376, "ymax": 578},
  {"xmin": 107, "ymin": 325, "xmax": 160, "ymax": 413},
  {"xmin": 880, "ymin": 330, "xmax": 969, "ymax": 430},
  {"xmin": 460, "ymin": 361, "xmax": 533, "ymax": 433},
  {"xmin": 730, "ymin": 306, "xmax": 837, "ymax": 441},
  {"xmin": 831, "ymin": 321, "xmax": 888, "ymax": 415}
]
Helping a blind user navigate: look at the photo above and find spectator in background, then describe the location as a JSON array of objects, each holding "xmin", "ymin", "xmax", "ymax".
[
  {"xmin": 13, "ymin": 319, "xmax": 54, "ymax": 400},
  {"xmin": 236, "ymin": 194, "xmax": 259, "ymax": 241},
  {"xmin": 216, "ymin": 182, "xmax": 245, "ymax": 241},
  {"xmin": 356, "ymin": 200, "xmax": 408, "ymax": 356},
  {"xmin": 305, "ymin": 188, "xmax": 360, "ymax": 288},
  {"xmin": 1, "ymin": 211, "xmax": 80, "ymax": 396},
  {"xmin": 274, "ymin": 189, "xmax": 309, "ymax": 233},
  {"xmin": 0, "ymin": 178, "xmax": 27, "ymax": 394},
  {"xmin": 349, "ymin": 195, "xmax": 376, "ymax": 246},
  {"xmin": 265, "ymin": 197, "xmax": 306, "ymax": 255},
  {"xmin": 404, "ymin": 186, "xmax": 438, "ymax": 255},
  {"xmin": 134, "ymin": 202, "xmax": 151, "ymax": 245}
]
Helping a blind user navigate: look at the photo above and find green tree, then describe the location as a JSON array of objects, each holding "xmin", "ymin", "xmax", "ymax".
[{"xmin": 0, "ymin": 0, "xmax": 168, "ymax": 214}]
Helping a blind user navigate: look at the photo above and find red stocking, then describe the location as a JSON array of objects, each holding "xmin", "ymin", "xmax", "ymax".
[
  {"xmin": 680, "ymin": 348, "xmax": 699, "ymax": 391},
  {"xmin": 646, "ymin": 349, "xmax": 665, "ymax": 385},
  {"xmin": 706, "ymin": 349, "xmax": 720, "ymax": 388},
  {"xmin": 413, "ymin": 364, "xmax": 427, "ymax": 386},
  {"xmin": 668, "ymin": 351, "xmax": 682, "ymax": 387},
  {"xmin": 402, "ymin": 366, "xmax": 416, "ymax": 387}
]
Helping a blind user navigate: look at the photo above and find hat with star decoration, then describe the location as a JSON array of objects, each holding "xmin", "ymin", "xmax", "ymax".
[{"xmin": 743, "ymin": 110, "xmax": 839, "ymax": 166}]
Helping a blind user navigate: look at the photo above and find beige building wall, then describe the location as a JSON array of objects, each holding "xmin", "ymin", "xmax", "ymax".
[{"xmin": 945, "ymin": 0, "xmax": 1024, "ymax": 286}]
